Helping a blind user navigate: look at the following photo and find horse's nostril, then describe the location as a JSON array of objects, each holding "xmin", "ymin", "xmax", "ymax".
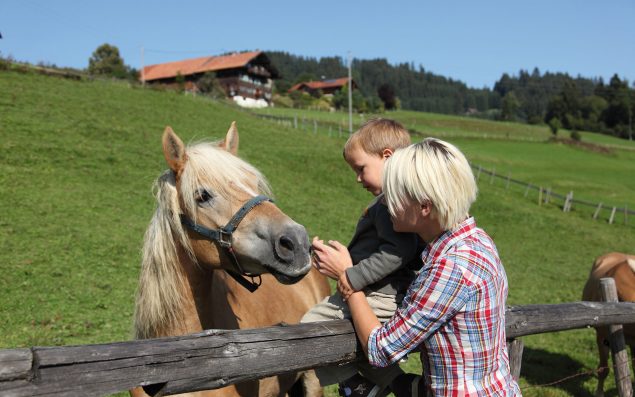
[
  {"xmin": 275, "ymin": 235, "xmax": 296, "ymax": 264},
  {"xmin": 279, "ymin": 236, "xmax": 295, "ymax": 253}
]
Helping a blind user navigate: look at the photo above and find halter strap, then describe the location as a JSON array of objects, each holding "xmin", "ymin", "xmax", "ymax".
[{"xmin": 180, "ymin": 195, "xmax": 273, "ymax": 292}]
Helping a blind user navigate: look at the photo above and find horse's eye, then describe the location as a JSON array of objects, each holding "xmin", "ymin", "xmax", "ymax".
[{"xmin": 195, "ymin": 189, "xmax": 214, "ymax": 206}]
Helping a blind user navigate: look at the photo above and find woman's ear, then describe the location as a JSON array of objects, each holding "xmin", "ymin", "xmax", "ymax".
[
  {"xmin": 382, "ymin": 148, "xmax": 394, "ymax": 159},
  {"xmin": 420, "ymin": 201, "xmax": 433, "ymax": 217}
]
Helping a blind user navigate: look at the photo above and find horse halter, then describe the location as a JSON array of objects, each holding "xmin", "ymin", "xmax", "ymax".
[{"xmin": 180, "ymin": 195, "xmax": 273, "ymax": 293}]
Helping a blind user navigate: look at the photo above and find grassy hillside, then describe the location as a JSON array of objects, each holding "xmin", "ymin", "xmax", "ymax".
[{"xmin": 1, "ymin": 71, "xmax": 634, "ymax": 397}]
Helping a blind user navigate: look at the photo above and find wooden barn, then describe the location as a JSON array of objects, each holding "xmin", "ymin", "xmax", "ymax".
[
  {"xmin": 288, "ymin": 77, "xmax": 357, "ymax": 96},
  {"xmin": 141, "ymin": 51, "xmax": 279, "ymax": 108}
]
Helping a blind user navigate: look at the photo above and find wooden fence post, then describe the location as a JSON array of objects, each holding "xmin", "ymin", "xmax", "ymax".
[
  {"xmin": 507, "ymin": 338, "xmax": 524, "ymax": 381},
  {"xmin": 609, "ymin": 207, "xmax": 617, "ymax": 224},
  {"xmin": 294, "ymin": 115, "xmax": 298, "ymax": 129},
  {"xmin": 593, "ymin": 202, "xmax": 603, "ymax": 220},
  {"xmin": 538, "ymin": 187, "xmax": 543, "ymax": 206},
  {"xmin": 477, "ymin": 165, "xmax": 482, "ymax": 181},
  {"xmin": 600, "ymin": 278, "xmax": 633, "ymax": 397},
  {"xmin": 524, "ymin": 183, "xmax": 531, "ymax": 198},
  {"xmin": 563, "ymin": 191, "xmax": 573, "ymax": 212}
]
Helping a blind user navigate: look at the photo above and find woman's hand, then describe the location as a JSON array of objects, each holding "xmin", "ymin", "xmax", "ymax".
[
  {"xmin": 311, "ymin": 236, "xmax": 353, "ymax": 280},
  {"xmin": 337, "ymin": 272, "xmax": 355, "ymax": 300}
]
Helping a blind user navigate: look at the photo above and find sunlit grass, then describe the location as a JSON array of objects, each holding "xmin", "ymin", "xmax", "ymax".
[{"xmin": 1, "ymin": 71, "xmax": 634, "ymax": 396}]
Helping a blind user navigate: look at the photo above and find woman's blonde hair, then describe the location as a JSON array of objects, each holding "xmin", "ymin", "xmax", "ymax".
[{"xmin": 383, "ymin": 138, "xmax": 477, "ymax": 231}]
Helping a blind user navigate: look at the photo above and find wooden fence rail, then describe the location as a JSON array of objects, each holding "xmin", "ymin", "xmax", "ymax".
[
  {"xmin": 471, "ymin": 163, "xmax": 635, "ymax": 221},
  {"xmin": 2, "ymin": 301, "xmax": 635, "ymax": 397}
]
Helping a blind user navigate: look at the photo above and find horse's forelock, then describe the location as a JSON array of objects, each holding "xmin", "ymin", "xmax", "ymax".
[{"xmin": 179, "ymin": 142, "xmax": 272, "ymax": 219}]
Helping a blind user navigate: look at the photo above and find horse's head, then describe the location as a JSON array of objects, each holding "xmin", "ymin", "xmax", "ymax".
[{"xmin": 160, "ymin": 122, "xmax": 311, "ymax": 284}]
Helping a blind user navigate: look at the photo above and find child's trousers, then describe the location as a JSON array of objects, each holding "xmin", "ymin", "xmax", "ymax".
[{"xmin": 301, "ymin": 291, "xmax": 405, "ymax": 388}]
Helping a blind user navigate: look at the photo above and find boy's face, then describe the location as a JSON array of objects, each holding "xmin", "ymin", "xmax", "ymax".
[{"xmin": 345, "ymin": 147, "xmax": 389, "ymax": 196}]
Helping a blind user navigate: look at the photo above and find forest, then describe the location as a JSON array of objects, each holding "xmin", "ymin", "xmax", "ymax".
[{"xmin": 267, "ymin": 51, "xmax": 634, "ymax": 140}]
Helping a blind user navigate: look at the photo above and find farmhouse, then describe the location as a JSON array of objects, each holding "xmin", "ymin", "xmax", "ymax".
[
  {"xmin": 141, "ymin": 51, "xmax": 279, "ymax": 108},
  {"xmin": 288, "ymin": 77, "xmax": 357, "ymax": 96}
]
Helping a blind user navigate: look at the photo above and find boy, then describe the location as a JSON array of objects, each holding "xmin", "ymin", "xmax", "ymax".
[{"xmin": 301, "ymin": 118, "xmax": 423, "ymax": 397}]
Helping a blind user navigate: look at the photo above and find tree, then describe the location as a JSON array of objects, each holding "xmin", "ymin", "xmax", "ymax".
[
  {"xmin": 548, "ymin": 117, "xmax": 561, "ymax": 136},
  {"xmin": 599, "ymin": 74, "xmax": 632, "ymax": 138},
  {"xmin": 377, "ymin": 83, "xmax": 397, "ymax": 110},
  {"xmin": 88, "ymin": 43, "xmax": 128, "ymax": 78},
  {"xmin": 500, "ymin": 92, "xmax": 520, "ymax": 121},
  {"xmin": 196, "ymin": 72, "xmax": 225, "ymax": 98}
]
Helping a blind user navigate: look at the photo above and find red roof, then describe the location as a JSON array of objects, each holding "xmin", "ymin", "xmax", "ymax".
[
  {"xmin": 142, "ymin": 51, "xmax": 263, "ymax": 82},
  {"xmin": 289, "ymin": 77, "xmax": 354, "ymax": 92}
]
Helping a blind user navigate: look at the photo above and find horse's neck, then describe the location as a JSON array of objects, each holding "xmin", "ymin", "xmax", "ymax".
[{"xmin": 173, "ymin": 249, "xmax": 220, "ymax": 334}]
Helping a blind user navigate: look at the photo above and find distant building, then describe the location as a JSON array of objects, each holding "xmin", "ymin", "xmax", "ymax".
[
  {"xmin": 288, "ymin": 77, "xmax": 357, "ymax": 96},
  {"xmin": 141, "ymin": 51, "xmax": 279, "ymax": 108}
]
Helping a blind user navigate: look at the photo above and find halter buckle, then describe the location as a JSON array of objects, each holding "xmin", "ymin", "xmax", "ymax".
[{"xmin": 218, "ymin": 230, "xmax": 233, "ymax": 248}]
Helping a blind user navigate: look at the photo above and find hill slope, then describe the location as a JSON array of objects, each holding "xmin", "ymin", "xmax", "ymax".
[{"xmin": 1, "ymin": 71, "xmax": 634, "ymax": 396}]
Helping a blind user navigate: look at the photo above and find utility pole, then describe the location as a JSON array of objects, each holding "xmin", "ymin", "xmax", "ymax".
[
  {"xmin": 141, "ymin": 46, "xmax": 145, "ymax": 86},
  {"xmin": 348, "ymin": 51, "xmax": 353, "ymax": 135}
]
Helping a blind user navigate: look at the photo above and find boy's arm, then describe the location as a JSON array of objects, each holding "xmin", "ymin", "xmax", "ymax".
[{"xmin": 345, "ymin": 205, "xmax": 420, "ymax": 291}]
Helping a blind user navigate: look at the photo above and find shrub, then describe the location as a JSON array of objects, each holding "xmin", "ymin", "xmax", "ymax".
[
  {"xmin": 548, "ymin": 117, "xmax": 561, "ymax": 136},
  {"xmin": 272, "ymin": 94, "xmax": 293, "ymax": 108}
]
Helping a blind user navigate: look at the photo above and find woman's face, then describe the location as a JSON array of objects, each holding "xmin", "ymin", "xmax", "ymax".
[
  {"xmin": 391, "ymin": 198, "xmax": 446, "ymax": 243},
  {"xmin": 390, "ymin": 198, "xmax": 423, "ymax": 233}
]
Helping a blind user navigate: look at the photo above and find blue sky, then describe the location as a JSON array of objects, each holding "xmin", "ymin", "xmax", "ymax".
[{"xmin": 1, "ymin": 0, "xmax": 634, "ymax": 89}]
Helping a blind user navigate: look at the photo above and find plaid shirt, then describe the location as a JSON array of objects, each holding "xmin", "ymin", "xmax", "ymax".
[{"xmin": 368, "ymin": 217, "xmax": 521, "ymax": 396}]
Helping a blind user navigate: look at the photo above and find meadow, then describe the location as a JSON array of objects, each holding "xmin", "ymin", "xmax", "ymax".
[{"xmin": 1, "ymin": 70, "xmax": 634, "ymax": 396}]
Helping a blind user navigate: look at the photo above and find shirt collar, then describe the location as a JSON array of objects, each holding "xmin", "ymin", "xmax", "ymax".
[{"xmin": 421, "ymin": 217, "xmax": 478, "ymax": 263}]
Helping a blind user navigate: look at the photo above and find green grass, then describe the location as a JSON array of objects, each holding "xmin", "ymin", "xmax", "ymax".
[
  {"xmin": 1, "ymin": 70, "xmax": 634, "ymax": 397},
  {"xmin": 254, "ymin": 106, "xmax": 635, "ymax": 149}
]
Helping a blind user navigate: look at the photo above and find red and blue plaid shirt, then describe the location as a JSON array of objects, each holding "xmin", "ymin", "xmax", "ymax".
[{"xmin": 368, "ymin": 217, "xmax": 521, "ymax": 396}]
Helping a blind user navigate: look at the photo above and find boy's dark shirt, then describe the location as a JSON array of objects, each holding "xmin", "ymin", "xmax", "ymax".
[{"xmin": 345, "ymin": 194, "xmax": 424, "ymax": 295}]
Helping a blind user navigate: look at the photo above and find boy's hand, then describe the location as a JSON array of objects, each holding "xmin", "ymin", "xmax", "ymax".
[
  {"xmin": 311, "ymin": 237, "xmax": 352, "ymax": 280},
  {"xmin": 337, "ymin": 272, "xmax": 356, "ymax": 300}
]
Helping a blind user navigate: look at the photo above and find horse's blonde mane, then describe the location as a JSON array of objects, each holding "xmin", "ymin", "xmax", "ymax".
[{"xmin": 134, "ymin": 140, "xmax": 272, "ymax": 339}]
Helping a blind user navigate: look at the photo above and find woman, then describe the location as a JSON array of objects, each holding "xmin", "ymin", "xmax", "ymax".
[{"xmin": 313, "ymin": 138, "xmax": 521, "ymax": 396}]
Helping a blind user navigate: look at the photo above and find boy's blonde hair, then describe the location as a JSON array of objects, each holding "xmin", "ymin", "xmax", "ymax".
[
  {"xmin": 343, "ymin": 118, "xmax": 410, "ymax": 158},
  {"xmin": 383, "ymin": 138, "xmax": 477, "ymax": 231}
]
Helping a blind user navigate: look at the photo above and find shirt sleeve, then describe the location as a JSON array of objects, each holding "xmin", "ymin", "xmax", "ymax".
[
  {"xmin": 367, "ymin": 254, "xmax": 473, "ymax": 367},
  {"xmin": 345, "ymin": 204, "xmax": 419, "ymax": 291}
]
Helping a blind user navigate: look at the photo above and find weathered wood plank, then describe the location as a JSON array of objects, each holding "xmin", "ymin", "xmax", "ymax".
[
  {"xmin": 2, "ymin": 302, "xmax": 635, "ymax": 397},
  {"xmin": 600, "ymin": 278, "xmax": 633, "ymax": 397},
  {"xmin": 505, "ymin": 302, "xmax": 635, "ymax": 338},
  {"xmin": 1, "ymin": 321, "xmax": 360, "ymax": 397},
  {"xmin": 0, "ymin": 349, "xmax": 33, "ymax": 381},
  {"xmin": 507, "ymin": 339, "xmax": 524, "ymax": 381}
]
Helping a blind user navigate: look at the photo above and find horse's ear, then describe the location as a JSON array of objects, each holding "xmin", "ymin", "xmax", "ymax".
[
  {"xmin": 162, "ymin": 126, "xmax": 187, "ymax": 173},
  {"xmin": 220, "ymin": 121, "xmax": 239, "ymax": 155}
]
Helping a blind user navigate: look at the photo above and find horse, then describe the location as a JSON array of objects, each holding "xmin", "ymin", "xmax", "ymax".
[
  {"xmin": 131, "ymin": 123, "xmax": 331, "ymax": 397},
  {"xmin": 582, "ymin": 252, "xmax": 635, "ymax": 397}
]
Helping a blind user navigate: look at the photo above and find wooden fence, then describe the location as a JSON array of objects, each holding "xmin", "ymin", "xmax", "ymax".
[
  {"xmin": 2, "ymin": 279, "xmax": 634, "ymax": 397},
  {"xmin": 472, "ymin": 163, "xmax": 634, "ymax": 225}
]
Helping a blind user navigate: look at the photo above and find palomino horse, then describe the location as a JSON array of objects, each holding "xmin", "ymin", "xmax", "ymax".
[
  {"xmin": 582, "ymin": 252, "xmax": 635, "ymax": 397},
  {"xmin": 131, "ymin": 123, "xmax": 330, "ymax": 397}
]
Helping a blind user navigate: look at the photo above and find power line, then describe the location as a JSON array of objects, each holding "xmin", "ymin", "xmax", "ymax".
[{"xmin": 144, "ymin": 48, "xmax": 227, "ymax": 55}]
